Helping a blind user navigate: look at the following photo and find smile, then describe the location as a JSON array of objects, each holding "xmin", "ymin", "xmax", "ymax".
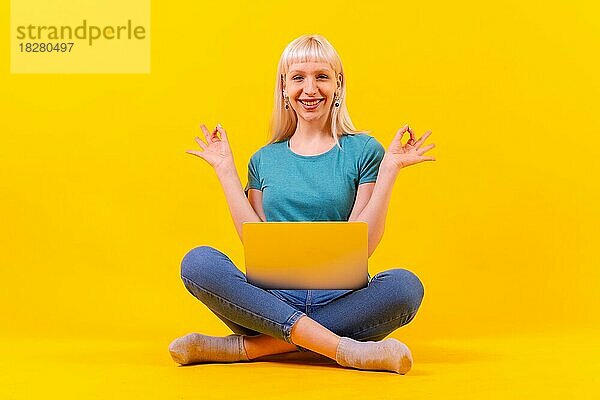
[{"xmin": 298, "ymin": 99, "xmax": 324, "ymax": 109}]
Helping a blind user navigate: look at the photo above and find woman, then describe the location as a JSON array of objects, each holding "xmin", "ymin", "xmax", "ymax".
[{"xmin": 171, "ymin": 34, "xmax": 436, "ymax": 374}]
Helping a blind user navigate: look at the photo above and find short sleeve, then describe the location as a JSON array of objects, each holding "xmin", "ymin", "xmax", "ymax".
[
  {"xmin": 358, "ymin": 137, "xmax": 386, "ymax": 184},
  {"xmin": 244, "ymin": 150, "xmax": 262, "ymax": 197}
]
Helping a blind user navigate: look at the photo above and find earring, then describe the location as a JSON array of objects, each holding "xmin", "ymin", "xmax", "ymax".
[
  {"xmin": 334, "ymin": 96, "xmax": 340, "ymax": 107},
  {"xmin": 284, "ymin": 96, "xmax": 290, "ymax": 110}
]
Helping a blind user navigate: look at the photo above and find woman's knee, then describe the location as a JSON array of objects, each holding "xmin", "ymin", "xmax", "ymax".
[
  {"xmin": 180, "ymin": 245, "xmax": 223, "ymax": 283},
  {"xmin": 378, "ymin": 268, "xmax": 425, "ymax": 311}
]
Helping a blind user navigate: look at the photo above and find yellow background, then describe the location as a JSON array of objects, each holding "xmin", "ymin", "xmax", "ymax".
[{"xmin": 1, "ymin": 0, "xmax": 599, "ymax": 398}]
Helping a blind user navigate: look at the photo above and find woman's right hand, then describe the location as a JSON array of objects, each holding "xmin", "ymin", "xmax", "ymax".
[{"xmin": 186, "ymin": 123, "xmax": 235, "ymax": 172}]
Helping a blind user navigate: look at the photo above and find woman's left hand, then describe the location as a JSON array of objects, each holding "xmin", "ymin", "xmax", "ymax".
[{"xmin": 381, "ymin": 125, "xmax": 436, "ymax": 172}]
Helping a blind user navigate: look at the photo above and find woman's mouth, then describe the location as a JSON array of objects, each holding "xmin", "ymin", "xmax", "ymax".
[{"xmin": 298, "ymin": 99, "xmax": 324, "ymax": 110}]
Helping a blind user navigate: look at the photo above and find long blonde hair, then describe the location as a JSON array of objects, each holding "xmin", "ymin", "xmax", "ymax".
[{"xmin": 268, "ymin": 34, "xmax": 368, "ymax": 147}]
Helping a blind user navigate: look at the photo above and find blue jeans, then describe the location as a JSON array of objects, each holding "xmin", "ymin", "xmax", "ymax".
[{"xmin": 180, "ymin": 246, "xmax": 425, "ymax": 352}]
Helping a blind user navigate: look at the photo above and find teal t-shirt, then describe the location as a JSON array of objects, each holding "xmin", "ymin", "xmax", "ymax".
[
  {"xmin": 244, "ymin": 133, "xmax": 386, "ymax": 221},
  {"xmin": 244, "ymin": 133, "xmax": 385, "ymax": 304}
]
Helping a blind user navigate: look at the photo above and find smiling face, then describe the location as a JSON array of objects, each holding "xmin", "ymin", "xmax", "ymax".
[{"xmin": 283, "ymin": 61, "xmax": 341, "ymax": 124}]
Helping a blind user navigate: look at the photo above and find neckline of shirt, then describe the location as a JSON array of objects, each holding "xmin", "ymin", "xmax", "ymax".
[{"xmin": 286, "ymin": 135, "xmax": 345, "ymax": 160}]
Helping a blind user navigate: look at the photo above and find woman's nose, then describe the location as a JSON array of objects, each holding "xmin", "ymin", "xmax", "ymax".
[{"xmin": 303, "ymin": 78, "xmax": 318, "ymax": 94}]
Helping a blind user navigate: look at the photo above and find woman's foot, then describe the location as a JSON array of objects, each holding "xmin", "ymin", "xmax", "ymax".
[
  {"xmin": 335, "ymin": 337, "xmax": 413, "ymax": 374},
  {"xmin": 168, "ymin": 333, "xmax": 249, "ymax": 365}
]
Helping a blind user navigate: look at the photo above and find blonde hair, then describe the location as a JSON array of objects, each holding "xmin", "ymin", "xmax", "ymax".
[{"xmin": 268, "ymin": 34, "xmax": 368, "ymax": 147}]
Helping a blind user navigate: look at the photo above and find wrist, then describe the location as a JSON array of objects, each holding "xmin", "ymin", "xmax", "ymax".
[
  {"xmin": 215, "ymin": 163, "xmax": 237, "ymax": 178},
  {"xmin": 379, "ymin": 158, "xmax": 401, "ymax": 177}
]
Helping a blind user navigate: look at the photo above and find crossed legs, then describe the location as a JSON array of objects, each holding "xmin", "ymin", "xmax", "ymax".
[
  {"xmin": 171, "ymin": 246, "xmax": 424, "ymax": 373},
  {"xmin": 243, "ymin": 315, "xmax": 339, "ymax": 359}
]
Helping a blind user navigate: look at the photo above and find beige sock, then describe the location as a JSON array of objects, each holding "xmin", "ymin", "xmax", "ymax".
[
  {"xmin": 169, "ymin": 333, "xmax": 249, "ymax": 365},
  {"xmin": 335, "ymin": 337, "xmax": 413, "ymax": 374}
]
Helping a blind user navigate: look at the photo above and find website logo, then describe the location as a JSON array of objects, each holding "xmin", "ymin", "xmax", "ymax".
[{"xmin": 11, "ymin": 0, "xmax": 150, "ymax": 74}]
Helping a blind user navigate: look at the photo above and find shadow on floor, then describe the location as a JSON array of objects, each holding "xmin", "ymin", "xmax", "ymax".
[{"xmin": 251, "ymin": 341, "xmax": 498, "ymax": 366}]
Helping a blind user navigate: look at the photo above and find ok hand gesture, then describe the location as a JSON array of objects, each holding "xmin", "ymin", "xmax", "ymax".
[
  {"xmin": 382, "ymin": 125, "xmax": 436, "ymax": 171},
  {"xmin": 186, "ymin": 123, "xmax": 235, "ymax": 172}
]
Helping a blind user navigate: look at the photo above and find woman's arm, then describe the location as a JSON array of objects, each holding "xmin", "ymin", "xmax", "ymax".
[
  {"xmin": 349, "ymin": 165, "xmax": 399, "ymax": 257},
  {"xmin": 247, "ymin": 188, "xmax": 267, "ymax": 222},
  {"xmin": 349, "ymin": 125, "xmax": 436, "ymax": 257},
  {"xmin": 186, "ymin": 123, "xmax": 262, "ymax": 243},
  {"xmin": 215, "ymin": 165, "xmax": 262, "ymax": 242}
]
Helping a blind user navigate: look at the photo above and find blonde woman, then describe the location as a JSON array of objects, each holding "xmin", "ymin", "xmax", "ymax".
[{"xmin": 171, "ymin": 34, "xmax": 436, "ymax": 374}]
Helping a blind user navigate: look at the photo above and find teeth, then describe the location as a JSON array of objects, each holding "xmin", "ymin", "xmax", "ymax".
[{"xmin": 300, "ymin": 100, "xmax": 321, "ymax": 106}]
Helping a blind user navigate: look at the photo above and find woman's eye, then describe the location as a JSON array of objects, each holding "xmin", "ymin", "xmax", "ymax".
[{"xmin": 292, "ymin": 75, "xmax": 328, "ymax": 80}]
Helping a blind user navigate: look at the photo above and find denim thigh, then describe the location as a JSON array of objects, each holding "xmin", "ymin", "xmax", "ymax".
[
  {"xmin": 180, "ymin": 246, "xmax": 306, "ymax": 344},
  {"xmin": 306, "ymin": 268, "xmax": 425, "ymax": 341}
]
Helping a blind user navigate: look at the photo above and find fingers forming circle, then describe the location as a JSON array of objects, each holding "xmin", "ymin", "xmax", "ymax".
[
  {"xmin": 216, "ymin": 124, "xmax": 229, "ymax": 142},
  {"xmin": 407, "ymin": 127, "xmax": 416, "ymax": 145},
  {"xmin": 210, "ymin": 126, "xmax": 220, "ymax": 142},
  {"xmin": 393, "ymin": 127, "xmax": 407, "ymax": 145}
]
